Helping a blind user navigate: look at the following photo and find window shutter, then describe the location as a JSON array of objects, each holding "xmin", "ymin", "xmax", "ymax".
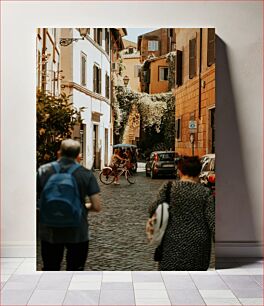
[
  {"xmin": 189, "ymin": 38, "xmax": 196, "ymax": 79},
  {"xmin": 81, "ymin": 54, "xmax": 86, "ymax": 86},
  {"xmin": 105, "ymin": 73, "xmax": 109, "ymax": 98},
  {"xmin": 98, "ymin": 29, "xmax": 102, "ymax": 46},
  {"xmin": 93, "ymin": 65, "xmax": 96, "ymax": 92},
  {"xmin": 99, "ymin": 68, "xmax": 101, "ymax": 94},
  {"xmin": 94, "ymin": 29, "xmax": 97, "ymax": 43},
  {"xmin": 105, "ymin": 29, "xmax": 109, "ymax": 54},
  {"xmin": 176, "ymin": 50, "xmax": 183, "ymax": 86},
  {"xmin": 176, "ymin": 119, "xmax": 181, "ymax": 139},
  {"xmin": 207, "ymin": 28, "xmax": 215, "ymax": 66}
]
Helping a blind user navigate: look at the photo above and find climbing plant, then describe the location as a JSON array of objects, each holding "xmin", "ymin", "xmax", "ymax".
[
  {"xmin": 113, "ymin": 85, "xmax": 175, "ymax": 150},
  {"xmin": 166, "ymin": 52, "xmax": 176, "ymax": 91}
]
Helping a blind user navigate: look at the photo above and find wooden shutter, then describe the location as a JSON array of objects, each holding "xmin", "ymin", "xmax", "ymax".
[
  {"xmin": 176, "ymin": 119, "xmax": 181, "ymax": 139},
  {"xmin": 97, "ymin": 68, "xmax": 102, "ymax": 93},
  {"xmin": 98, "ymin": 29, "xmax": 102, "ymax": 46},
  {"xmin": 105, "ymin": 29, "xmax": 109, "ymax": 54},
  {"xmin": 93, "ymin": 65, "xmax": 96, "ymax": 92},
  {"xmin": 81, "ymin": 54, "xmax": 86, "ymax": 86},
  {"xmin": 189, "ymin": 38, "xmax": 196, "ymax": 79},
  {"xmin": 105, "ymin": 73, "xmax": 109, "ymax": 98},
  {"xmin": 207, "ymin": 28, "xmax": 215, "ymax": 66},
  {"xmin": 94, "ymin": 29, "xmax": 97, "ymax": 43},
  {"xmin": 176, "ymin": 50, "xmax": 183, "ymax": 86}
]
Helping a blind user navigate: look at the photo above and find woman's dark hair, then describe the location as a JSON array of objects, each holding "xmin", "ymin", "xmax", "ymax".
[{"xmin": 177, "ymin": 156, "xmax": 202, "ymax": 177}]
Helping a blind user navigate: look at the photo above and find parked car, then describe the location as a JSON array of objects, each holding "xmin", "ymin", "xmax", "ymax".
[
  {"xmin": 112, "ymin": 144, "xmax": 138, "ymax": 173},
  {"xmin": 199, "ymin": 154, "xmax": 215, "ymax": 195},
  {"xmin": 145, "ymin": 151, "xmax": 178, "ymax": 179}
]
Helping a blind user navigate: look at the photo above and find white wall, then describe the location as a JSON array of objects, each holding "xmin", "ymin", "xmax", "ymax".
[
  {"xmin": 1, "ymin": 1, "xmax": 262, "ymax": 257},
  {"xmin": 71, "ymin": 29, "xmax": 111, "ymax": 169}
]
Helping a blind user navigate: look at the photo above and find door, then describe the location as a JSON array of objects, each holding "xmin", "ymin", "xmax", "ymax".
[
  {"xmin": 93, "ymin": 125, "xmax": 100, "ymax": 169},
  {"xmin": 104, "ymin": 128, "xmax": 109, "ymax": 166}
]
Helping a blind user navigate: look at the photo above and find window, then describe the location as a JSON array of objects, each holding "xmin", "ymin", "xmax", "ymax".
[
  {"xmin": 148, "ymin": 40, "xmax": 159, "ymax": 51},
  {"xmin": 94, "ymin": 28, "xmax": 102, "ymax": 46},
  {"xmin": 159, "ymin": 67, "xmax": 168, "ymax": 81},
  {"xmin": 134, "ymin": 64, "xmax": 141, "ymax": 77},
  {"xmin": 81, "ymin": 52, "xmax": 87, "ymax": 86},
  {"xmin": 105, "ymin": 72, "xmax": 110, "ymax": 98},
  {"xmin": 176, "ymin": 50, "xmax": 183, "ymax": 86},
  {"xmin": 176, "ymin": 118, "xmax": 181, "ymax": 140},
  {"xmin": 207, "ymin": 28, "xmax": 215, "ymax": 66},
  {"xmin": 93, "ymin": 64, "xmax": 101, "ymax": 94},
  {"xmin": 105, "ymin": 29, "xmax": 110, "ymax": 54},
  {"xmin": 189, "ymin": 38, "xmax": 197, "ymax": 79}
]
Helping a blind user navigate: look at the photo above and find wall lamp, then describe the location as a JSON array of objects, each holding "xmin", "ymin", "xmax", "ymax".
[{"xmin": 59, "ymin": 28, "xmax": 89, "ymax": 47}]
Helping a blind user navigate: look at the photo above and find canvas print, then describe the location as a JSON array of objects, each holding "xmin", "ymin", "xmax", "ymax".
[{"xmin": 36, "ymin": 28, "xmax": 215, "ymax": 271}]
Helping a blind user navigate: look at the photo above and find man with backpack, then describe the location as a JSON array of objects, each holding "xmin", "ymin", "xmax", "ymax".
[{"xmin": 37, "ymin": 139, "xmax": 101, "ymax": 271}]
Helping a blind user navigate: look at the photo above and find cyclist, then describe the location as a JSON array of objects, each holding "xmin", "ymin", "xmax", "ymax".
[{"xmin": 110, "ymin": 149, "xmax": 126, "ymax": 185}]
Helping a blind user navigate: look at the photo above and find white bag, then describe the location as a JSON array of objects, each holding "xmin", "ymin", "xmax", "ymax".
[{"xmin": 149, "ymin": 202, "xmax": 169, "ymax": 246}]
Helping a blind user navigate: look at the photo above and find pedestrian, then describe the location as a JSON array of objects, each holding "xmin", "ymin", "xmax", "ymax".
[
  {"xmin": 37, "ymin": 139, "xmax": 101, "ymax": 271},
  {"xmin": 110, "ymin": 148, "xmax": 126, "ymax": 185},
  {"xmin": 147, "ymin": 156, "xmax": 215, "ymax": 270}
]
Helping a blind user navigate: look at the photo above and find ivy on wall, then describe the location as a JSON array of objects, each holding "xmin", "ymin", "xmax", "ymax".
[{"xmin": 113, "ymin": 85, "xmax": 175, "ymax": 149}]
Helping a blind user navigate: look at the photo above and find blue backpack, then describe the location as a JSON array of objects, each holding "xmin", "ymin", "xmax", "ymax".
[{"xmin": 39, "ymin": 161, "xmax": 82, "ymax": 227}]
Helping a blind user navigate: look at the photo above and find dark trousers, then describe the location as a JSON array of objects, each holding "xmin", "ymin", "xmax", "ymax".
[{"xmin": 41, "ymin": 240, "xmax": 89, "ymax": 271}]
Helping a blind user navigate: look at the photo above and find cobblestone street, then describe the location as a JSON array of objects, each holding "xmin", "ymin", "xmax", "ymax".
[{"xmin": 37, "ymin": 163, "xmax": 215, "ymax": 271}]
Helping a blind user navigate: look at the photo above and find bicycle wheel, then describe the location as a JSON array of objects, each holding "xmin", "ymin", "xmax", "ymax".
[
  {"xmin": 99, "ymin": 168, "xmax": 115, "ymax": 185},
  {"xmin": 125, "ymin": 170, "xmax": 136, "ymax": 184}
]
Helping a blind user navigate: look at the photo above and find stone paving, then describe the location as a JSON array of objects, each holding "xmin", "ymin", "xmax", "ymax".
[{"xmin": 37, "ymin": 164, "xmax": 215, "ymax": 271}]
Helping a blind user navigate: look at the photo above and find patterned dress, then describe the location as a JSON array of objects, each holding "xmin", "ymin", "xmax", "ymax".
[{"xmin": 149, "ymin": 180, "xmax": 215, "ymax": 271}]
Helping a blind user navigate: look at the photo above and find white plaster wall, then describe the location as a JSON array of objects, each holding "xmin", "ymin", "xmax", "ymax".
[
  {"xmin": 71, "ymin": 28, "xmax": 111, "ymax": 169},
  {"xmin": 1, "ymin": 1, "xmax": 262, "ymax": 257}
]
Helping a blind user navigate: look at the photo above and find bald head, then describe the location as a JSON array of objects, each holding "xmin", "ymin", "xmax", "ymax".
[{"xmin": 60, "ymin": 139, "xmax": 80, "ymax": 159}]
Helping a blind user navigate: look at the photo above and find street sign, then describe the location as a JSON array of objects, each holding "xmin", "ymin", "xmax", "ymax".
[{"xmin": 189, "ymin": 120, "xmax": 197, "ymax": 130}]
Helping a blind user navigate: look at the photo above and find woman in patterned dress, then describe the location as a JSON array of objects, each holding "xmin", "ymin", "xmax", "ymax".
[{"xmin": 148, "ymin": 156, "xmax": 215, "ymax": 271}]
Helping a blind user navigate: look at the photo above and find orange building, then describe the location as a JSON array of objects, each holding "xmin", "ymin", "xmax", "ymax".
[
  {"xmin": 140, "ymin": 56, "xmax": 169, "ymax": 94},
  {"xmin": 137, "ymin": 28, "xmax": 175, "ymax": 63},
  {"xmin": 174, "ymin": 28, "xmax": 215, "ymax": 157}
]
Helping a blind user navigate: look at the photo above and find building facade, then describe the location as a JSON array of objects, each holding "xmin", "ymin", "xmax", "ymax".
[
  {"xmin": 60, "ymin": 28, "xmax": 112, "ymax": 170},
  {"xmin": 137, "ymin": 28, "xmax": 176, "ymax": 63},
  {"xmin": 140, "ymin": 55, "xmax": 169, "ymax": 94},
  {"xmin": 174, "ymin": 28, "xmax": 215, "ymax": 157},
  {"xmin": 36, "ymin": 28, "xmax": 62, "ymax": 95},
  {"xmin": 120, "ymin": 39, "xmax": 141, "ymax": 92}
]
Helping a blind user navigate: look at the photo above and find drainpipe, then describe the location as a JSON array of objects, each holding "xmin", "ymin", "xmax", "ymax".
[{"xmin": 198, "ymin": 28, "xmax": 202, "ymax": 118}]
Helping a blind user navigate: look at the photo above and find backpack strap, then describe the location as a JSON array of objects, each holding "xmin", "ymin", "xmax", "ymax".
[
  {"xmin": 67, "ymin": 163, "xmax": 81, "ymax": 174},
  {"xmin": 51, "ymin": 161, "xmax": 60, "ymax": 173}
]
